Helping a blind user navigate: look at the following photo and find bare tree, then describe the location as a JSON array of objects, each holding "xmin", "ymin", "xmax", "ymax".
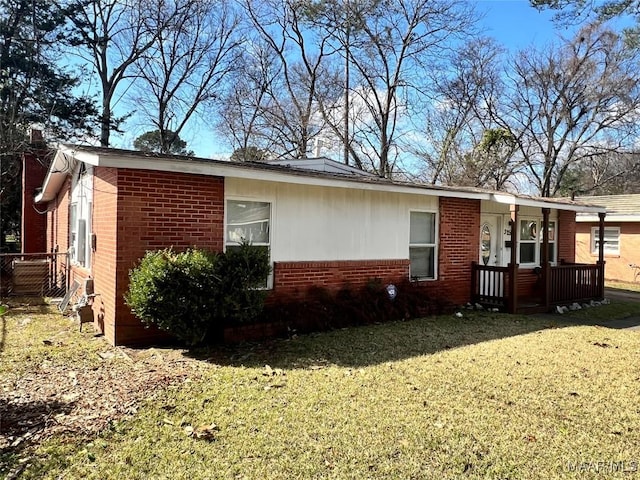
[
  {"xmin": 217, "ymin": 40, "xmax": 279, "ymax": 159},
  {"xmin": 560, "ymin": 151, "xmax": 640, "ymax": 195},
  {"xmin": 311, "ymin": 0, "xmax": 477, "ymax": 177},
  {"xmin": 224, "ymin": 0, "xmax": 341, "ymax": 160},
  {"xmin": 496, "ymin": 24, "xmax": 640, "ymax": 197},
  {"xmin": 63, "ymin": 0, "xmax": 181, "ymax": 146},
  {"xmin": 413, "ymin": 38, "xmax": 521, "ymax": 190},
  {"xmin": 132, "ymin": 0, "xmax": 242, "ymax": 154},
  {"xmin": 531, "ymin": 0, "xmax": 640, "ymax": 29}
]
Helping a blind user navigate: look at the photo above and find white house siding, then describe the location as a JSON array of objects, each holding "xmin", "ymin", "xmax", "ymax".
[{"xmin": 225, "ymin": 178, "xmax": 438, "ymax": 263}]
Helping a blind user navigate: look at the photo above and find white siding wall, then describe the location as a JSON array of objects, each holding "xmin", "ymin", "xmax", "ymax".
[{"xmin": 225, "ymin": 178, "xmax": 438, "ymax": 262}]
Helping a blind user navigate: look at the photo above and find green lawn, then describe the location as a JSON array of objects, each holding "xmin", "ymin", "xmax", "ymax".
[{"xmin": 2, "ymin": 301, "xmax": 640, "ymax": 479}]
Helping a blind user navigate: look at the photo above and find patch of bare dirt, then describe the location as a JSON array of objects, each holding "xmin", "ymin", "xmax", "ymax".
[{"xmin": 0, "ymin": 345, "xmax": 204, "ymax": 454}]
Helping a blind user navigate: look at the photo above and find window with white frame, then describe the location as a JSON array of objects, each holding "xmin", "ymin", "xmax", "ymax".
[
  {"xmin": 409, "ymin": 211, "xmax": 437, "ymax": 280},
  {"xmin": 518, "ymin": 218, "xmax": 556, "ymax": 265},
  {"xmin": 591, "ymin": 227, "xmax": 620, "ymax": 255},
  {"xmin": 226, "ymin": 199, "xmax": 271, "ymax": 288},
  {"xmin": 69, "ymin": 164, "xmax": 93, "ymax": 268}
]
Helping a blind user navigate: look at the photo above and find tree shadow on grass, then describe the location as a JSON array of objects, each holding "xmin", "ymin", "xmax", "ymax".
[
  {"xmin": 0, "ymin": 397, "xmax": 75, "ymax": 477},
  {"xmin": 190, "ymin": 312, "xmax": 566, "ymax": 370}
]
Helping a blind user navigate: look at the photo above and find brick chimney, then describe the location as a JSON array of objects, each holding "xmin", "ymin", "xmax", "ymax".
[{"xmin": 21, "ymin": 129, "xmax": 50, "ymax": 253}]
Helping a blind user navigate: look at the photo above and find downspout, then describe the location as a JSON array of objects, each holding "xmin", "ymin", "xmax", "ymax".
[{"xmin": 597, "ymin": 211, "xmax": 606, "ymax": 300}]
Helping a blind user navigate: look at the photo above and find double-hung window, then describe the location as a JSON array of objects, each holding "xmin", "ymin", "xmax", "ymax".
[
  {"xmin": 409, "ymin": 211, "xmax": 437, "ymax": 280},
  {"xmin": 591, "ymin": 227, "xmax": 620, "ymax": 255},
  {"xmin": 519, "ymin": 220, "xmax": 538, "ymax": 264},
  {"xmin": 518, "ymin": 218, "xmax": 556, "ymax": 266},
  {"xmin": 226, "ymin": 200, "xmax": 271, "ymax": 288}
]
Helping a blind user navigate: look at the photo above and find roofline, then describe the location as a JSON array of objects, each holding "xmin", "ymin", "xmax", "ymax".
[
  {"xmin": 491, "ymin": 193, "xmax": 605, "ymax": 214},
  {"xmin": 37, "ymin": 145, "xmax": 492, "ymax": 202},
  {"xmin": 34, "ymin": 145, "xmax": 606, "ymax": 214},
  {"xmin": 34, "ymin": 147, "xmax": 75, "ymax": 203},
  {"xmin": 577, "ymin": 214, "xmax": 640, "ymax": 222}
]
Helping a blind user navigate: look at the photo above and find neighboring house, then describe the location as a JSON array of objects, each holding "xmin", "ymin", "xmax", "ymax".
[
  {"xmin": 576, "ymin": 194, "xmax": 640, "ymax": 284},
  {"xmin": 31, "ymin": 145, "xmax": 606, "ymax": 346}
]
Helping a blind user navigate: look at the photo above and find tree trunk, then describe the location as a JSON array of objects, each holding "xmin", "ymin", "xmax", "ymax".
[{"xmin": 100, "ymin": 99, "xmax": 111, "ymax": 147}]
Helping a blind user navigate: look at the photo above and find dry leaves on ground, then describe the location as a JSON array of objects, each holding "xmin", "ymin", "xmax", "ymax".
[{"xmin": 0, "ymin": 345, "xmax": 203, "ymax": 452}]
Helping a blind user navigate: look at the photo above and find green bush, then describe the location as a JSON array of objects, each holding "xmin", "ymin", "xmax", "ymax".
[
  {"xmin": 259, "ymin": 279, "xmax": 455, "ymax": 335},
  {"xmin": 125, "ymin": 244, "xmax": 270, "ymax": 346}
]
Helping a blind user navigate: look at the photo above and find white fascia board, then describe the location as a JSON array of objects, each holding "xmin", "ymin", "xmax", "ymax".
[
  {"xmin": 491, "ymin": 192, "xmax": 605, "ymax": 214},
  {"xmin": 577, "ymin": 214, "xmax": 640, "ymax": 222},
  {"xmin": 34, "ymin": 148, "xmax": 76, "ymax": 203},
  {"xmin": 71, "ymin": 149, "xmax": 101, "ymax": 166},
  {"xmin": 93, "ymin": 152, "xmax": 490, "ymax": 200}
]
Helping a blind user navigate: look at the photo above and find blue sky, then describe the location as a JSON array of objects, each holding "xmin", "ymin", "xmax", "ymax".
[
  {"xmin": 477, "ymin": 0, "xmax": 567, "ymax": 50},
  {"xmin": 114, "ymin": 1, "xmax": 627, "ymax": 159},
  {"xmin": 478, "ymin": 0, "xmax": 634, "ymax": 50}
]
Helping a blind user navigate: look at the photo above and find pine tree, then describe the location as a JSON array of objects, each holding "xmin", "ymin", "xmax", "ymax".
[{"xmin": 0, "ymin": 0, "xmax": 97, "ymax": 250}]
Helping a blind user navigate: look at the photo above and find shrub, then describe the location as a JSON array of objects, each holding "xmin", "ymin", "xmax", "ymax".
[
  {"xmin": 259, "ymin": 279, "xmax": 455, "ymax": 336},
  {"xmin": 125, "ymin": 244, "xmax": 270, "ymax": 346}
]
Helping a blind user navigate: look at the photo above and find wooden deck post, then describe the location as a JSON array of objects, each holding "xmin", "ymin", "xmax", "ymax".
[
  {"xmin": 597, "ymin": 212, "xmax": 606, "ymax": 265},
  {"xmin": 597, "ymin": 211, "xmax": 606, "ymax": 299},
  {"xmin": 541, "ymin": 208, "xmax": 551, "ymax": 311},
  {"xmin": 508, "ymin": 204, "xmax": 519, "ymax": 314}
]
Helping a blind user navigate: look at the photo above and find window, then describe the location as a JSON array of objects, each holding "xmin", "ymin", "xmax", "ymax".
[
  {"xmin": 519, "ymin": 220, "xmax": 537, "ymax": 264},
  {"xmin": 69, "ymin": 165, "xmax": 92, "ymax": 267},
  {"xmin": 518, "ymin": 218, "xmax": 556, "ymax": 265},
  {"xmin": 226, "ymin": 200, "xmax": 271, "ymax": 288},
  {"xmin": 409, "ymin": 211, "xmax": 437, "ymax": 280},
  {"xmin": 591, "ymin": 227, "xmax": 620, "ymax": 255}
]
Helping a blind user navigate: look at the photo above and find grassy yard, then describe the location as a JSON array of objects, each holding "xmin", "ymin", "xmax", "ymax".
[{"xmin": 2, "ymin": 300, "xmax": 640, "ymax": 479}]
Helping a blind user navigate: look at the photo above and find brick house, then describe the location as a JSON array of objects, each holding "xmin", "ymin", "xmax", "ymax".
[
  {"xmin": 33, "ymin": 145, "xmax": 606, "ymax": 345},
  {"xmin": 576, "ymin": 194, "xmax": 640, "ymax": 284}
]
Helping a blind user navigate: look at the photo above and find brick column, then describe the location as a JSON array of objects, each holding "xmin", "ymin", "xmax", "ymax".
[{"xmin": 21, "ymin": 152, "xmax": 49, "ymax": 253}]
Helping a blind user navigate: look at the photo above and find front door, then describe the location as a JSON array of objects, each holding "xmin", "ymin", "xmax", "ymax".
[
  {"xmin": 478, "ymin": 215, "xmax": 504, "ymax": 302},
  {"xmin": 479, "ymin": 215, "xmax": 502, "ymax": 267}
]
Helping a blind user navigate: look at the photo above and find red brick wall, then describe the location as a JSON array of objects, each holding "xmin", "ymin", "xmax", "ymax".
[
  {"xmin": 43, "ymin": 172, "xmax": 93, "ymax": 312},
  {"xmin": 49, "ymin": 167, "xmax": 225, "ymax": 345},
  {"xmin": 45, "ymin": 176, "xmax": 71, "ymax": 296},
  {"xmin": 109, "ymin": 169, "xmax": 225, "ymax": 345},
  {"xmin": 91, "ymin": 167, "xmax": 118, "ymax": 341},
  {"xmin": 558, "ymin": 210, "xmax": 576, "ymax": 263},
  {"xmin": 516, "ymin": 269, "xmax": 540, "ymax": 299},
  {"xmin": 272, "ymin": 260, "xmax": 410, "ymax": 299},
  {"xmin": 576, "ymin": 221, "xmax": 640, "ymax": 283},
  {"xmin": 46, "ymin": 177, "xmax": 70, "ymax": 254},
  {"xmin": 21, "ymin": 153, "xmax": 49, "ymax": 253},
  {"xmin": 436, "ymin": 197, "xmax": 481, "ymax": 305}
]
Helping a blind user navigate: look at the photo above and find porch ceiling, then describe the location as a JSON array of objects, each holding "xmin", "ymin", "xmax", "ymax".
[{"xmin": 491, "ymin": 193, "xmax": 605, "ymax": 214}]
